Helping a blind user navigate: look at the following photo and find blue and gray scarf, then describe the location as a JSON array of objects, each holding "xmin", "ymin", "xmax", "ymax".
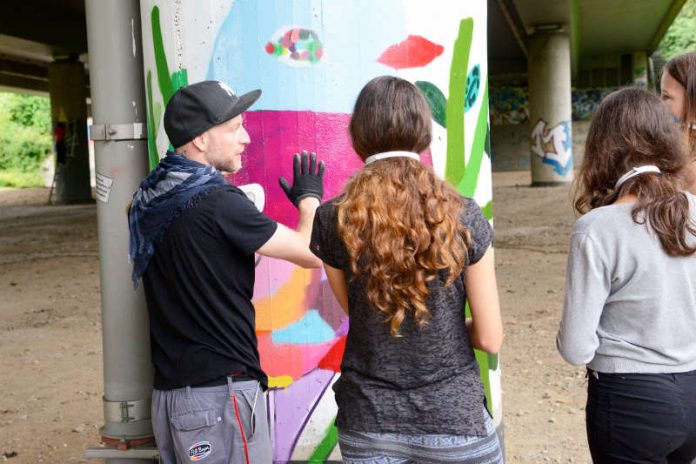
[{"xmin": 128, "ymin": 151, "xmax": 226, "ymax": 286}]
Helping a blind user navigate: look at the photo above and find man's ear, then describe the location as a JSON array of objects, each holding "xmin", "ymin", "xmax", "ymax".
[{"xmin": 191, "ymin": 132, "xmax": 208, "ymax": 152}]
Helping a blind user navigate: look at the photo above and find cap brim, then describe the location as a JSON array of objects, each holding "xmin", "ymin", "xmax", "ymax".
[{"xmin": 224, "ymin": 89, "xmax": 262, "ymax": 122}]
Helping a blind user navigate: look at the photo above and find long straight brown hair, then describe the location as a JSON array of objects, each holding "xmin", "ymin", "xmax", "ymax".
[
  {"xmin": 337, "ymin": 76, "xmax": 469, "ymax": 336},
  {"xmin": 663, "ymin": 52, "xmax": 696, "ymax": 155},
  {"xmin": 574, "ymin": 87, "xmax": 696, "ymax": 256}
]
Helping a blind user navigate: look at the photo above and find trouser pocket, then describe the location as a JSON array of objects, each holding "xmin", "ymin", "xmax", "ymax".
[
  {"xmin": 231, "ymin": 383, "xmax": 266, "ymax": 443},
  {"xmin": 230, "ymin": 382, "xmax": 272, "ymax": 463},
  {"xmin": 170, "ymin": 408, "xmax": 227, "ymax": 463}
]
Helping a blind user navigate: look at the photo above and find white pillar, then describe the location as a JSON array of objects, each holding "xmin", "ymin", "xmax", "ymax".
[{"xmin": 528, "ymin": 29, "xmax": 573, "ymax": 185}]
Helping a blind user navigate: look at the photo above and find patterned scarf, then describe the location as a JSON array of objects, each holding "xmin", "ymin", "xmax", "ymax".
[{"xmin": 128, "ymin": 151, "xmax": 226, "ymax": 286}]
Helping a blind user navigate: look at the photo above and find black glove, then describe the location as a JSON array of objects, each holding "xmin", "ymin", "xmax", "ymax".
[{"xmin": 279, "ymin": 151, "xmax": 325, "ymax": 206}]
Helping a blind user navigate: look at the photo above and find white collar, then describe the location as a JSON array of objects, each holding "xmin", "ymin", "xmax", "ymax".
[{"xmin": 364, "ymin": 151, "xmax": 421, "ymax": 165}]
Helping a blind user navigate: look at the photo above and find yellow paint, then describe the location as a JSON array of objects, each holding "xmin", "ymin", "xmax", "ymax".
[
  {"xmin": 255, "ymin": 267, "xmax": 313, "ymax": 330},
  {"xmin": 268, "ymin": 375, "xmax": 294, "ymax": 389}
]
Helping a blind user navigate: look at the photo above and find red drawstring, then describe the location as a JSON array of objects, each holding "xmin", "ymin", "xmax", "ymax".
[{"xmin": 232, "ymin": 392, "xmax": 251, "ymax": 464}]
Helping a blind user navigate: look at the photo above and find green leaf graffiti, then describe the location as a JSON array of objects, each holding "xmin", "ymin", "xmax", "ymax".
[
  {"xmin": 146, "ymin": 5, "xmax": 189, "ymax": 168},
  {"xmin": 415, "ymin": 81, "xmax": 447, "ymax": 128},
  {"xmin": 308, "ymin": 421, "xmax": 338, "ymax": 462},
  {"xmin": 457, "ymin": 81, "xmax": 488, "ymax": 197},
  {"xmin": 151, "ymin": 6, "xmax": 174, "ymax": 104},
  {"xmin": 145, "ymin": 71, "xmax": 160, "ymax": 169},
  {"xmin": 481, "ymin": 200, "xmax": 493, "ymax": 221},
  {"xmin": 488, "ymin": 353, "xmax": 499, "ymax": 371},
  {"xmin": 445, "ymin": 18, "xmax": 474, "ymax": 187}
]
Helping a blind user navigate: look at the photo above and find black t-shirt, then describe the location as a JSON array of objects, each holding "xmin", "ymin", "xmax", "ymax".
[
  {"xmin": 143, "ymin": 184, "xmax": 277, "ymax": 390},
  {"xmin": 310, "ymin": 196, "xmax": 493, "ymax": 436}
]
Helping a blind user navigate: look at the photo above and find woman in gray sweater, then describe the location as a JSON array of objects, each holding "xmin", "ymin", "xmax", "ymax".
[{"xmin": 557, "ymin": 87, "xmax": 696, "ymax": 463}]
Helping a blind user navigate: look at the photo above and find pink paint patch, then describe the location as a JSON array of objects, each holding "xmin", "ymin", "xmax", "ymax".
[
  {"xmin": 231, "ymin": 111, "xmax": 362, "ymax": 228},
  {"xmin": 377, "ymin": 35, "xmax": 444, "ymax": 69},
  {"xmin": 421, "ymin": 147, "xmax": 433, "ymax": 167},
  {"xmin": 231, "ymin": 110, "xmax": 435, "ymax": 227},
  {"xmin": 257, "ymin": 331, "xmax": 337, "ymax": 379},
  {"xmin": 252, "ymin": 256, "xmax": 289, "ymax": 300}
]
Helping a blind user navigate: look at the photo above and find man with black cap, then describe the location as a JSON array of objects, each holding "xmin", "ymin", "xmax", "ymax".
[{"xmin": 128, "ymin": 80, "xmax": 324, "ymax": 463}]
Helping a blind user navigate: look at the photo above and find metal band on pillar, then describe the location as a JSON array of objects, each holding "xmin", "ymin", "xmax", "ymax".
[{"xmin": 90, "ymin": 123, "xmax": 147, "ymax": 142}]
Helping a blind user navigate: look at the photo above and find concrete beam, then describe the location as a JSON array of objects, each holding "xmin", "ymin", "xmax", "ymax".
[
  {"xmin": 0, "ymin": 0, "xmax": 87, "ymax": 55},
  {"xmin": 0, "ymin": 74, "xmax": 48, "ymax": 94},
  {"xmin": 0, "ymin": 55, "xmax": 49, "ymax": 80},
  {"xmin": 495, "ymin": 0, "xmax": 528, "ymax": 55},
  {"xmin": 648, "ymin": 0, "xmax": 689, "ymax": 52}
]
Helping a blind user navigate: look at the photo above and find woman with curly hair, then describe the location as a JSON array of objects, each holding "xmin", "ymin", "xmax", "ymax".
[
  {"xmin": 310, "ymin": 76, "xmax": 504, "ymax": 463},
  {"xmin": 557, "ymin": 87, "xmax": 696, "ymax": 462}
]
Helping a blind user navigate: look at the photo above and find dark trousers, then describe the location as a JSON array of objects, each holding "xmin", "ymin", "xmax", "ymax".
[{"xmin": 586, "ymin": 369, "xmax": 696, "ymax": 464}]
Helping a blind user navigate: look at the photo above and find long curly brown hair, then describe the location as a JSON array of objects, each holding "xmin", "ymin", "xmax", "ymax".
[
  {"xmin": 337, "ymin": 76, "xmax": 470, "ymax": 336},
  {"xmin": 663, "ymin": 52, "xmax": 696, "ymax": 156},
  {"xmin": 574, "ymin": 87, "xmax": 696, "ymax": 256}
]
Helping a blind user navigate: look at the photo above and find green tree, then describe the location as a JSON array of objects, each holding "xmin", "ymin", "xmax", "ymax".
[
  {"xmin": 0, "ymin": 92, "xmax": 53, "ymax": 187},
  {"xmin": 658, "ymin": 0, "xmax": 696, "ymax": 60},
  {"xmin": 8, "ymin": 94, "xmax": 51, "ymax": 134}
]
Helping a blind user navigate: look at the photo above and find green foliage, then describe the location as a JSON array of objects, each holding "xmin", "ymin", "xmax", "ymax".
[
  {"xmin": 658, "ymin": 0, "xmax": 696, "ymax": 60},
  {"xmin": 0, "ymin": 171, "xmax": 44, "ymax": 188},
  {"xmin": 0, "ymin": 92, "xmax": 52, "ymax": 187},
  {"xmin": 8, "ymin": 94, "xmax": 51, "ymax": 133}
]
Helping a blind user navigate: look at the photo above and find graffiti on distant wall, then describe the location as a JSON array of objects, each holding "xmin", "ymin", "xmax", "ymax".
[
  {"xmin": 142, "ymin": 1, "xmax": 496, "ymax": 461},
  {"xmin": 489, "ymin": 86, "xmax": 528, "ymax": 125},
  {"xmin": 572, "ymin": 88, "xmax": 616, "ymax": 121},
  {"xmin": 530, "ymin": 119, "xmax": 572, "ymax": 176},
  {"xmin": 490, "ymin": 86, "xmax": 618, "ymax": 124}
]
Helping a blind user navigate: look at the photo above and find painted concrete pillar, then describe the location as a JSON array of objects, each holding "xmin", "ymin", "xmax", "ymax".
[
  {"xmin": 84, "ymin": 0, "xmax": 154, "ymax": 461},
  {"xmin": 47, "ymin": 58, "xmax": 92, "ymax": 203},
  {"xmin": 140, "ymin": 1, "xmax": 500, "ymax": 461},
  {"xmin": 528, "ymin": 30, "xmax": 573, "ymax": 185}
]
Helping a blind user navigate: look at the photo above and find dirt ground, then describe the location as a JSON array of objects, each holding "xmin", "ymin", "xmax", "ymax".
[{"xmin": 0, "ymin": 171, "xmax": 590, "ymax": 463}]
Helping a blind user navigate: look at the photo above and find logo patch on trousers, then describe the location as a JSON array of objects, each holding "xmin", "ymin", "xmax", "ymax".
[{"xmin": 188, "ymin": 441, "xmax": 212, "ymax": 461}]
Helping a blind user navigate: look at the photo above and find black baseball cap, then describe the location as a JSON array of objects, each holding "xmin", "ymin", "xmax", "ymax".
[{"xmin": 163, "ymin": 80, "xmax": 261, "ymax": 148}]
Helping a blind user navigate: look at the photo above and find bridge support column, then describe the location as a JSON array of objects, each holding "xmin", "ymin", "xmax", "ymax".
[
  {"xmin": 528, "ymin": 28, "xmax": 574, "ymax": 185},
  {"xmin": 48, "ymin": 58, "xmax": 92, "ymax": 203}
]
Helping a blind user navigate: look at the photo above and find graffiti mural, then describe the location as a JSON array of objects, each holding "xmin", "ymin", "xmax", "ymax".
[
  {"xmin": 490, "ymin": 86, "xmax": 619, "ymax": 124},
  {"xmin": 572, "ymin": 88, "xmax": 617, "ymax": 121},
  {"xmin": 140, "ymin": 1, "xmax": 497, "ymax": 462},
  {"xmin": 531, "ymin": 119, "xmax": 573, "ymax": 176},
  {"xmin": 489, "ymin": 86, "xmax": 528, "ymax": 125}
]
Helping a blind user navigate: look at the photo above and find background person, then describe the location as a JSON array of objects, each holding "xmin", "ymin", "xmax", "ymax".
[
  {"xmin": 661, "ymin": 52, "xmax": 696, "ymax": 188},
  {"xmin": 557, "ymin": 87, "xmax": 696, "ymax": 463}
]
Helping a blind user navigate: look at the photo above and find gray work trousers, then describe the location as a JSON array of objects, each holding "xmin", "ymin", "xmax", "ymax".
[{"xmin": 151, "ymin": 378, "xmax": 272, "ymax": 463}]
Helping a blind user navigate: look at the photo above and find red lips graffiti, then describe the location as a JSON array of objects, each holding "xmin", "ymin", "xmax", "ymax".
[{"xmin": 377, "ymin": 35, "xmax": 444, "ymax": 69}]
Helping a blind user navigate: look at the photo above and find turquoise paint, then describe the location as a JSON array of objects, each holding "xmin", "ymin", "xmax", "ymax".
[{"xmin": 271, "ymin": 310, "xmax": 336, "ymax": 344}]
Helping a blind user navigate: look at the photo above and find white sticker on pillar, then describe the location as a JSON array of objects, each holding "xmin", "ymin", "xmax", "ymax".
[{"xmin": 96, "ymin": 172, "xmax": 114, "ymax": 203}]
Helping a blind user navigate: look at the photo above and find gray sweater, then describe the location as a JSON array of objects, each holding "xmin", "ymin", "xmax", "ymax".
[{"xmin": 557, "ymin": 193, "xmax": 696, "ymax": 373}]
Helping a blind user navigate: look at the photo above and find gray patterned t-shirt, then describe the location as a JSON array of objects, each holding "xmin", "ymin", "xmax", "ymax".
[{"xmin": 310, "ymin": 196, "xmax": 493, "ymax": 436}]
